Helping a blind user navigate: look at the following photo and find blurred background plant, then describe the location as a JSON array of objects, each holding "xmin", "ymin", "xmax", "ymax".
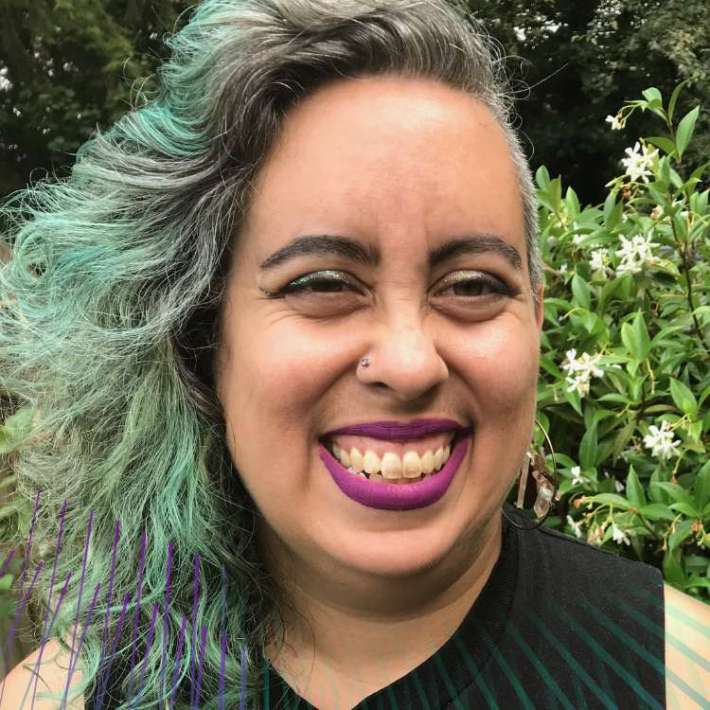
[
  {"xmin": 534, "ymin": 85, "xmax": 709, "ymax": 600},
  {"xmin": 0, "ymin": 0, "xmax": 708, "ymax": 670}
]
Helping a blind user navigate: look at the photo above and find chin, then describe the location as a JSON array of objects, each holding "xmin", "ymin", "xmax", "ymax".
[{"xmin": 322, "ymin": 521, "xmax": 466, "ymax": 579}]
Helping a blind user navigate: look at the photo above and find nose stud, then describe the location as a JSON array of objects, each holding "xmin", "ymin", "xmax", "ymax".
[{"xmin": 360, "ymin": 357, "xmax": 371, "ymax": 369}]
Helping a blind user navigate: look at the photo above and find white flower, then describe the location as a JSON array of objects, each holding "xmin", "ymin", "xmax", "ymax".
[
  {"xmin": 605, "ymin": 114, "xmax": 623, "ymax": 131},
  {"xmin": 643, "ymin": 420, "xmax": 681, "ymax": 460},
  {"xmin": 573, "ymin": 234, "xmax": 584, "ymax": 246},
  {"xmin": 567, "ymin": 515, "xmax": 584, "ymax": 539},
  {"xmin": 562, "ymin": 350, "xmax": 605, "ymax": 378},
  {"xmin": 559, "ymin": 262, "xmax": 569, "ymax": 274},
  {"xmin": 611, "ymin": 523, "xmax": 631, "ymax": 546},
  {"xmin": 561, "ymin": 349, "xmax": 605, "ymax": 398},
  {"xmin": 621, "ymin": 142, "xmax": 658, "ymax": 183},
  {"xmin": 590, "ymin": 249, "xmax": 609, "ymax": 272},
  {"xmin": 615, "ymin": 234, "xmax": 659, "ymax": 274},
  {"xmin": 614, "ymin": 479, "xmax": 625, "ymax": 493},
  {"xmin": 570, "ymin": 466, "xmax": 585, "ymax": 485},
  {"xmin": 566, "ymin": 373, "xmax": 591, "ymax": 396},
  {"xmin": 650, "ymin": 206, "xmax": 664, "ymax": 220}
]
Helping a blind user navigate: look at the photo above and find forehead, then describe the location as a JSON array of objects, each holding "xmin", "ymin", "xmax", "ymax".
[{"xmin": 240, "ymin": 74, "xmax": 524, "ymax": 261}]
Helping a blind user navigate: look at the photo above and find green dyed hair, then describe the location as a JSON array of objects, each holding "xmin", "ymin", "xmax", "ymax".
[{"xmin": 0, "ymin": 0, "xmax": 541, "ymax": 707}]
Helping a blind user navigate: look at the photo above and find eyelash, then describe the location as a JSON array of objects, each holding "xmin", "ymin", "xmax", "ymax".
[{"xmin": 269, "ymin": 270, "xmax": 519, "ymax": 299}]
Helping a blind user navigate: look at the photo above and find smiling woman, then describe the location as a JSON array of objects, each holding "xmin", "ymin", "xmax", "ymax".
[{"xmin": 0, "ymin": 1, "xmax": 707, "ymax": 709}]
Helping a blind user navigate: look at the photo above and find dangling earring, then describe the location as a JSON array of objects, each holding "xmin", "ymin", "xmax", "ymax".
[{"xmin": 503, "ymin": 417, "xmax": 558, "ymax": 530}]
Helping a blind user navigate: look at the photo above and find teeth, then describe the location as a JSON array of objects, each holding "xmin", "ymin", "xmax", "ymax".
[
  {"xmin": 335, "ymin": 445, "xmax": 350, "ymax": 467},
  {"xmin": 402, "ymin": 451, "xmax": 422, "ymax": 478},
  {"xmin": 421, "ymin": 449, "xmax": 435, "ymax": 474},
  {"xmin": 363, "ymin": 450, "xmax": 380, "ymax": 475},
  {"xmin": 381, "ymin": 452, "xmax": 402, "ymax": 479},
  {"xmin": 329, "ymin": 442, "xmax": 453, "ymax": 480}
]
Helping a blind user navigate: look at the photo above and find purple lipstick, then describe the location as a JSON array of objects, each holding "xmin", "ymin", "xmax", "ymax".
[
  {"xmin": 318, "ymin": 420, "xmax": 473, "ymax": 511},
  {"xmin": 324, "ymin": 418, "xmax": 465, "ymax": 441}
]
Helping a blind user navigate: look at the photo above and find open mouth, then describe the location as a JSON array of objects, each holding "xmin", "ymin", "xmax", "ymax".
[{"xmin": 319, "ymin": 429, "xmax": 468, "ymax": 484}]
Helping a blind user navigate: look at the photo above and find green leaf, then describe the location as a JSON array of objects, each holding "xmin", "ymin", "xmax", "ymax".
[
  {"xmin": 563, "ymin": 388, "xmax": 583, "ymax": 417},
  {"xmin": 603, "ymin": 192, "xmax": 617, "ymax": 221},
  {"xmin": 585, "ymin": 493, "xmax": 630, "ymax": 509},
  {"xmin": 625, "ymin": 466, "xmax": 646, "ymax": 507},
  {"xmin": 599, "ymin": 276, "xmax": 623, "ymax": 312},
  {"xmin": 668, "ymin": 519, "xmax": 694, "ymax": 551},
  {"xmin": 651, "ymin": 481, "xmax": 694, "ymax": 506},
  {"xmin": 670, "ymin": 167, "xmax": 684, "ymax": 188},
  {"xmin": 632, "ymin": 311, "xmax": 651, "ymax": 359},
  {"xmin": 642, "ymin": 87, "xmax": 664, "ymax": 108},
  {"xmin": 689, "ymin": 189, "xmax": 709, "ymax": 216},
  {"xmin": 669, "ymin": 378, "xmax": 698, "ymax": 417},
  {"xmin": 535, "ymin": 165, "xmax": 551, "ymax": 190},
  {"xmin": 676, "ymin": 106, "xmax": 700, "ymax": 159},
  {"xmin": 638, "ymin": 503, "xmax": 676, "ymax": 521},
  {"xmin": 571, "ymin": 274, "xmax": 591, "ymax": 310},
  {"xmin": 539, "ymin": 355, "xmax": 563, "ymax": 379},
  {"xmin": 579, "ymin": 421, "xmax": 598, "ymax": 469},
  {"xmin": 670, "ymin": 502, "xmax": 701, "ymax": 519},
  {"xmin": 694, "ymin": 460, "xmax": 710, "ymax": 512},
  {"xmin": 646, "ymin": 136, "xmax": 676, "ymax": 156},
  {"xmin": 687, "ymin": 420, "xmax": 702, "ymax": 444},
  {"xmin": 663, "ymin": 548, "xmax": 687, "ymax": 587},
  {"xmin": 650, "ymin": 323, "xmax": 687, "ymax": 348},
  {"xmin": 622, "ymin": 312, "xmax": 651, "ymax": 362},
  {"xmin": 605, "ymin": 199, "xmax": 624, "ymax": 229},
  {"xmin": 620, "ymin": 323, "xmax": 637, "ymax": 360},
  {"xmin": 599, "ymin": 394, "xmax": 631, "ymax": 405},
  {"xmin": 611, "ymin": 419, "xmax": 636, "ymax": 461},
  {"xmin": 689, "ymin": 162, "xmax": 710, "ymax": 184},
  {"xmin": 668, "ymin": 81, "xmax": 689, "ymax": 122},
  {"xmin": 565, "ymin": 187, "xmax": 580, "ymax": 218},
  {"xmin": 686, "ymin": 576, "xmax": 710, "ymax": 591}
]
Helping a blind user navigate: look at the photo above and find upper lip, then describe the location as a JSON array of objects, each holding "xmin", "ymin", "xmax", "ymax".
[{"xmin": 322, "ymin": 418, "xmax": 469, "ymax": 442}]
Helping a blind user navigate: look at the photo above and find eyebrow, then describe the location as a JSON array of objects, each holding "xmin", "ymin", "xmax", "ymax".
[{"xmin": 259, "ymin": 233, "xmax": 522, "ymax": 272}]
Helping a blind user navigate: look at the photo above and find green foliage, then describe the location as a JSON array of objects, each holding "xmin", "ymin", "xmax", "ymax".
[
  {"xmin": 466, "ymin": 0, "xmax": 710, "ymax": 202},
  {"xmin": 537, "ymin": 85, "xmax": 710, "ymax": 599},
  {"xmin": 0, "ymin": 0, "xmax": 194, "ymax": 195}
]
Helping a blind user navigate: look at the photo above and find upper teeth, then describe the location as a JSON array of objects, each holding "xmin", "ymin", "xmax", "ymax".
[{"xmin": 331, "ymin": 444, "xmax": 451, "ymax": 479}]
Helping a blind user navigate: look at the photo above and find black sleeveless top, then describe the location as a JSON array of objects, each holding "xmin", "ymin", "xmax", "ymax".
[{"xmin": 87, "ymin": 506, "xmax": 666, "ymax": 708}]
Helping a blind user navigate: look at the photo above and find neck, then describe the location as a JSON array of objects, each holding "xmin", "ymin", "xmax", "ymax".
[{"xmin": 261, "ymin": 511, "xmax": 503, "ymax": 692}]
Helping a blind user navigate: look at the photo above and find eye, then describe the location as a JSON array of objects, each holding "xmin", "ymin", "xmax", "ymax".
[
  {"xmin": 434, "ymin": 271, "xmax": 519, "ymax": 300},
  {"xmin": 271, "ymin": 270, "xmax": 364, "ymax": 297},
  {"xmin": 262, "ymin": 270, "xmax": 519, "ymax": 303}
]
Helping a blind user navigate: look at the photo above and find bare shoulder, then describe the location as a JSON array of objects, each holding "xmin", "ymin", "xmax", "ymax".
[
  {"xmin": 1, "ymin": 639, "xmax": 84, "ymax": 709},
  {"xmin": 664, "ymin": 583, "xmax": 710, "ymax": 709}
]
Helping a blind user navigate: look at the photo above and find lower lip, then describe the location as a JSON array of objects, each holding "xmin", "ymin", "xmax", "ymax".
[{"xmin": 318, "ymin": 431, "xmax": 472, "ymax": 511}]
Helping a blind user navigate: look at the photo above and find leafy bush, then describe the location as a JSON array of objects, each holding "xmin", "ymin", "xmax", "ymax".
[{"xmin": 536, "ymin": 84, "xmax": 709, "ymax": 600}]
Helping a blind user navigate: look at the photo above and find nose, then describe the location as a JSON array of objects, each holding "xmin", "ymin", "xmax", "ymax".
[{"xmin": 358, "ymin": 310, "xmax": 449, "ymax": 401}]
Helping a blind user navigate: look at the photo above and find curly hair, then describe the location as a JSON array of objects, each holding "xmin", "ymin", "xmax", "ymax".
[{"xmin": 0, "ymin": 1, "xmax": 541, "ymax": 707}]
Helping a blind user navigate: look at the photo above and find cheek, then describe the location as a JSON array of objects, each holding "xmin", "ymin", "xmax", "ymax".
[
  {"xmin": 220, "ymin": 322, "xmax": 338, "ymax": 452},
  {"xmin": 236, "ymin": 321, "xmax": 345, "ymax": 401},
  {"xmin": 453, "ymin": 318, "xmax": 540, "ymax": 405}
]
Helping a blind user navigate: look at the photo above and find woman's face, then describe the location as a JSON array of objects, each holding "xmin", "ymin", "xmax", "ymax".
[{"xmin": 216, "ymin": 75, "xmax": 543, "ymax": 582}]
